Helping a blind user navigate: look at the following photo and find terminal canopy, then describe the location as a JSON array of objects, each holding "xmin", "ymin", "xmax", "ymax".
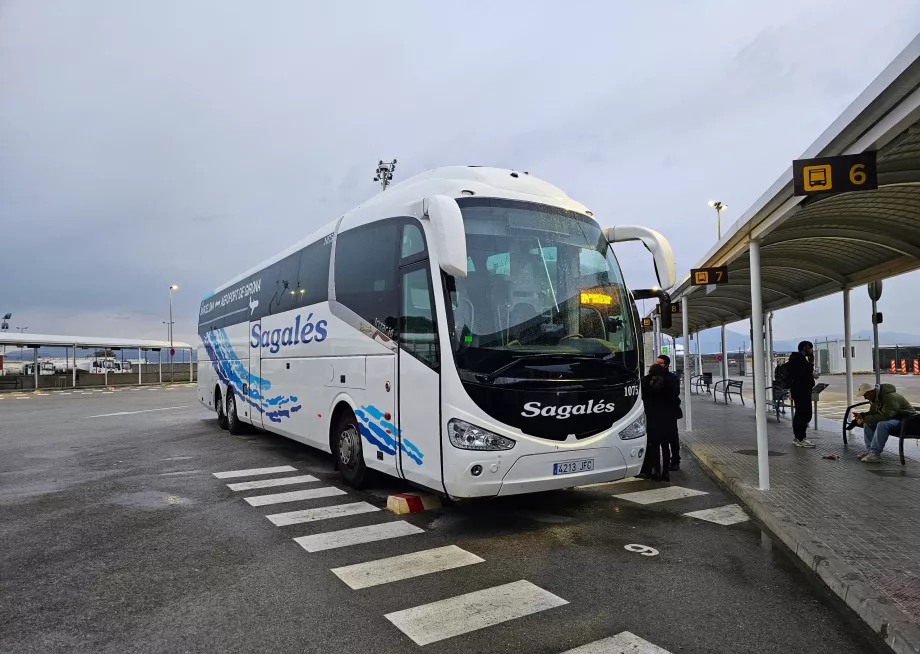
[
  {"xmin": 0, "ymin": 333, "xmax": 191, "ymax": 351},
  {"xmin": 663, "ymin": 34, "xmax": 920, "ymax": 336}
]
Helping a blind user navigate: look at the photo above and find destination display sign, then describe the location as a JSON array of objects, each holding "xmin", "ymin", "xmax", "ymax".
[{"xmin": 792, "ymin": 151, "xmax": 877, "ymax": 196}]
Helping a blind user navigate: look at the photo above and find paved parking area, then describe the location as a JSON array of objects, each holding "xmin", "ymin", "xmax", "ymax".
[{"xmin": 0, "ymin": 388, "xmax": 888, "ymax": 653}]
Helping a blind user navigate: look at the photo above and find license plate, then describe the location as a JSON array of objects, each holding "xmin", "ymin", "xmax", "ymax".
[{"xmin": 553, "ymin": 459, "xmax": 595, "ymax": 475}]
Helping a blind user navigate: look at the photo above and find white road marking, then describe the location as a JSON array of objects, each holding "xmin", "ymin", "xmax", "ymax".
[
  {"xmin": 266, "ymin": 501, "xmax": 379, "ymax": 526},
  {"xmin": 576, "ymin": 478, "xmax": 641, "ymax": 489},
  {"xmin": 613, "ymin": 485, "xmax": 708, "ymax": 505},
  {"xmin": 683, "ymin": 503, "xmax": 749, "ymax": 525},
  {"xmin": 294, "ymin": 521, "xmax": 423, "ymax": 552},
  {"xmin": 212, "ymin": 465, "xmax": 297, "ymax": 479},
  {"xmin": 244, "ymin": 486, "xmax": 346, "ymax": 506},
  {"xmin": 84, "ymin": 406, "xmax": 189, "ymax": 418},
  {"xmin": 385, "ymin": 579, "xmax": 568, "ymax": 646},
  {"xmin": 226, "ymin": 475, "xmax": 319, "ymax": 491},
  {"xmin": 624, "ymin": 544, "xmax": 659, "ymax": 556},
  {"xmin": 332, "ymin": 545, "xmax": 484, "ymax": 590},
  {"xmin": 561, "ymin": 631, "xmax": 672, "ymax": 653},
  {"xmin": 15, "ymin": 396, "xmax": 29, "ymax": 400}
]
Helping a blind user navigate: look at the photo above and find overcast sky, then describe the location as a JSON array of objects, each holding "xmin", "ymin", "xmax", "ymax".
[{"xmin": 2, "ymin": 1, "xmax": 919, "ymax": 345}]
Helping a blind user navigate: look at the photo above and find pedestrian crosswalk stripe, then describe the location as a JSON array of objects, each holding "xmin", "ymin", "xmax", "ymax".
[
  {"xmin": 266, "ymin": 501, "xmax": 380, "ymax": 526},
  {"xmin": 331, "ymin": 545, "xmax": 484, "ymax": 590},
  {"xmin": 612, "ymin": 485, "xmax": 708, "ymax": 505},
  {"xmin": 226, "ymin": 475, "xmax": 319, "ymax": 491},
  {"xmin": 575, "ymin": 478, "xmax": 640, "ymax": 489},
  {"xmin": 560, "ymin": 631, "xmax": 672, "ymax": 653},
  {"xmin": 683, "ymin": 503, "xmax": 749, "ymax": 526},
  {"xmin": 244, "ymin": 486, "xmax": 346, "ymax": 506},
  {"xmin": 213, "ymin": 465, "xmax": 297, "ymax": 479},
  {"xmin": 294, "ymin": 521, "xmax": 423, "ymax": 552},
  {"xmin": 385, "ymin": 579, "xmax": 567, "ymax": 646}
]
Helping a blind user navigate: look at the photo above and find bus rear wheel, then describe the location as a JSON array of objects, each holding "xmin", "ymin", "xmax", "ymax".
[
  {"xmin": 335, "ymin": 410, "xmax": 368, "ymax": 489},
  {"xmin": 226, "ymin": 391, "xmax": 247, "ymax": 435},
  {"xmin": 216, "ymin": 387, "xmax": 229, "ymax": 430}
]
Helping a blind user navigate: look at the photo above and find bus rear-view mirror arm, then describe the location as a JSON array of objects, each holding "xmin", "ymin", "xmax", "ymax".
[
  {"xmin": 424, "ymin": 195, "xmax": 468, "ymax": 278},
  {"xmin": 603, "ymin": 225, "xmax": 676, "ymax": 291},
  {"xmin": 632, "ymin": 288, "xmax": 673, "ymax": 329}
]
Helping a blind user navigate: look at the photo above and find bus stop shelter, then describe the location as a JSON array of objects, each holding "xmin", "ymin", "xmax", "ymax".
[
  {"xmin": 657, "ymin": 34, "xmax": 920, "ymax": 491},
  {"xmin": 0, "ymin": 333, "xmax": 194, "ymax": 389}
]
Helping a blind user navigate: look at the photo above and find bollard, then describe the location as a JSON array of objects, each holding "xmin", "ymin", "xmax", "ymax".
[
  {"xmin": 914, "ymin": 359, "xmax": 919, "ymax": 375},
  {"xmin": 890, "ymin": 359, "xmax": 897, "ymax": 374},
  {"xmin": 901, "ymin": 359, "xmax": 908, "ymax": 375}
]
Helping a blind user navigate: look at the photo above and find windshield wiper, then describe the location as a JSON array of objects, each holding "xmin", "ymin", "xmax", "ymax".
[{"xmin": 483, "ymin": 354, "xmax": 600, "ymax": 383}]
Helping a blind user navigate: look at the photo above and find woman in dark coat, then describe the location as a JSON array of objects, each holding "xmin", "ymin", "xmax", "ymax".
[{"xmin": 639, "ymin": 363, "xmax": 681, "ymax": 483}]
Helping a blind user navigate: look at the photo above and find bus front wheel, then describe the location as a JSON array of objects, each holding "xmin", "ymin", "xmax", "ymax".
[
  {"xmin": 334, "ymin": 410, "xmax": 368, "ymax": 489},
  {"xmin": 226, "ymin": 391, "xmax": 247, "ymax": 435}
]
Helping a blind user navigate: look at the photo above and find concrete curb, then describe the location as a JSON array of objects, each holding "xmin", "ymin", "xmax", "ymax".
[{"xmin": 689, "ymin": 443, "xmax": 920, "ymax": 654}]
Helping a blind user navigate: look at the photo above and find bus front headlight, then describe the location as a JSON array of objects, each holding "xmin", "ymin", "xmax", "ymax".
[
  {"xmin": 619, "ymin": 414, "xmax": 646, "ymax": 440},
  {"xmin": 448, "ymin": 419, "xmax": 516, "ymax": 451}
]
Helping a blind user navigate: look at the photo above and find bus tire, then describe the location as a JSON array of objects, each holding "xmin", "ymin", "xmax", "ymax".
[
  {"xmin": 215, "ymin": 387, "xmax": 229, "ymax": 430},
  {"xmin": 226, "ymin": 390, "xmax": 246, "ymax": 435},
  {"xmin": 334, "ymin": 409, "xmax": 368, "ymax": 489}
]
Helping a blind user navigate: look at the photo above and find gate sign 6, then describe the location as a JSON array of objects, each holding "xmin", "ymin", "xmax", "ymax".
[
  {"xmin": 792, "ymin": 151, "xmax": 877, "ymax": 196},
  {"xmin": 690, "ymin": 266, "xmax": 728, "ymax": 286}
]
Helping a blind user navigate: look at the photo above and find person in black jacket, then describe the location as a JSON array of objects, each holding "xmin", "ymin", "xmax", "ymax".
[
  {"xmin": 788, "ymin": 340, "xmax": 818, "ymax": 448},
  {"xmin": 656, "ymin": 354, "xmax": 683, "ymax": 470},
  {"xmin": 638, "ymin": 363, "xmax": 681, "ymax": 482}
]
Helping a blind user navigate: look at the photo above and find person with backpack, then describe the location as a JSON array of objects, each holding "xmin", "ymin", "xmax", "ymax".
[
  {"xmin": 656, "ymin": 354, "xmax": 683, "ymax": 470},
  {"xmin": 638, "ymin": 363, "xmax": 680, "ymax": 482},
  {"xmin": 786, "ymin": 340, "xmax": 818, "ymax": 448}
]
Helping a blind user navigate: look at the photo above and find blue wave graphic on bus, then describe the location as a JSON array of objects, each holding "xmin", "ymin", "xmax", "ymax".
[
  {"xmin": 200, "ymin": 329, "xmax": 302, "ymax": 423},
  {"xmin": 356, "ymin": 405, "xmax": 424, "ymax": 465}
]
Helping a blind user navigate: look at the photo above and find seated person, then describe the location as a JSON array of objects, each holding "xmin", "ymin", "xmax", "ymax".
[{"xmin": 853, "ymin": 382, "xmax": 917, "ymax": 463}]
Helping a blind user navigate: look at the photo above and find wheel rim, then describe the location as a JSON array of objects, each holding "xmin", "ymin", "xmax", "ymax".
[
  {"xmin": 339, "ymin": 423, "xmax": 360, "ymax": 471},
  {"xmin": 227, "ymin": 395, "xmax": 235, "ymax": 426},
  {"xmin": 217, "ymin": 394, "xmax": 224, "ymax": 419}
]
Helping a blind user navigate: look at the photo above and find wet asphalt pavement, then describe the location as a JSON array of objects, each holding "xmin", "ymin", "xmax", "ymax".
[{"xmin": 0, "ymin": 387, "xmax": 887, "ymax": 653}]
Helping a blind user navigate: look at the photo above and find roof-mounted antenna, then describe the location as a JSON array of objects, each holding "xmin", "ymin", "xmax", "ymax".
[{"xmin": 373, "ymin": 159, "xmax": 397, "ymax": 191}]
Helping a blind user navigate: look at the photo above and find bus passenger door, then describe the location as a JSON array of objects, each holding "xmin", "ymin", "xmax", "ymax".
[
  {"xmin": 249, "ymin": 320, "xmax": 263, "ymax": 429},
  {"xmin": 397, "ymin": 262, "xmax": 443, "ymax": 492}
]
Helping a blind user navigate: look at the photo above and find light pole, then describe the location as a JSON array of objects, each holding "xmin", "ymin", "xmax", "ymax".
[
  {"xmin": 168, "ymin": 285, "xmax": 178, "ymax": 382},
  {"xmin": 708, "ymin": 200, "xmax": 729, "ymax": 382}
]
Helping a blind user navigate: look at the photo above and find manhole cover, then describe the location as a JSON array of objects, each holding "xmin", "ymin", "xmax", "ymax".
[
  {"xmin": 733, "ymin": 449, "xmax": 786, "ymax": 457},
  {"xmin": 866, "ymin": 470, "xmax": 920, "ymax": 479}
]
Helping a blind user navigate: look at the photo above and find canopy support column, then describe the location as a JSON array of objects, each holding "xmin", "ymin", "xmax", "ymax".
[
  {"xmin": 844, "ymin": 288, "xmax": 854, "ymax": 408},
  {"xmin": 73, "ymin": 345, "xmax": 77, "ymax": 388},
  {"xmin": 158, "ymin": 350, "xmax": 162, "ymax": 384},
  {"xmin": 682, "ymin": 297, "xmax": 692, "ymax": 431},
  {"xmin": 720, "ymin": 326, "xmax": 728, "ymax": 382},
  {"xmin": 139, "ymin": 349, "xmax": 143, "ymax": 386},
  {"xmin": 189, "ymin": 349, "xmax": 194, "ymax": 383},
  {"xmin": 33, "ymin": 347, "xmax": 39, "ymax": 390},
  {"xmin": 750, "ymin": 240, "xmax": 770, "ymax": 491}
]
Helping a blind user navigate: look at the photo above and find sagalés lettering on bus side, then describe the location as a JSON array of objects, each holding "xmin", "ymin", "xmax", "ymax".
[{"xmin": 251, "ymin": 313, "xmax": 328, "ymax": 354}]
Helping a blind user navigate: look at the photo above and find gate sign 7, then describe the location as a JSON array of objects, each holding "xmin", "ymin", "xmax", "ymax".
[
  {"xmin": 792, "ymin": 151, "xmax": 877, "ymax": 196},
  {"xmin": 690, "ymin": 266, "xmax": 728, "ymax": 286}
]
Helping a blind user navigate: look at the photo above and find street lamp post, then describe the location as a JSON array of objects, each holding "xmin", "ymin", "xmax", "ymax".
[
  {"xmin": 168, "ymin": 285, "xmax": 178, "ymax": 382},
  {"xmin": 708, "ymin": 200, "xmax": 728, "ymax": 382}
]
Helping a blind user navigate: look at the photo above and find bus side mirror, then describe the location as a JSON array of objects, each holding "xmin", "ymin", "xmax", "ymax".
[
  {"xmin": 424, "ymin": 195, "xmax": 468, "ymax": 278},
  {"xmin": 603, "ymin": 225, "xmax": 676, "ymax": 290}
]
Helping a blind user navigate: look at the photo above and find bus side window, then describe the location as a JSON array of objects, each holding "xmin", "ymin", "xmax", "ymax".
[
  {"xmin": 400, "ymin": 267, "xmax": 439, "ymax": 370},
  {"xmin": 335, "ymin": 221, "xmax": 399, "ymax": 336},
  {"xmin": 400, "ymin": 223, "xmax": 426, "ymax": 260},
  {"xmin": 298, "ymin": 240, "xmax": 331, "ymax": 306}
]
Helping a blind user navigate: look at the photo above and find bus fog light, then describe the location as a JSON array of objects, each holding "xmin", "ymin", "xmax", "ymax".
[
  {"xmin": 619, "ymin": 414, "xmax": 646, "ymax": 440},
  {"xmin": 448, "ymin": 419, "xmax": 516, "ymax": 451},
  {"xmin": 471, "ymin": 465, "xmax": 483, "ymax": 476},
  {"xmin": 638, "ymin": 447, "xmax": 645, "ymax": 458}
]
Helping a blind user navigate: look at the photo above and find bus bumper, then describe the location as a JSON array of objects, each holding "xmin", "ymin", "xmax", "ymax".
[{"xmin": 495, "ymin": 446, "xmax": 634, "ymax": 497}]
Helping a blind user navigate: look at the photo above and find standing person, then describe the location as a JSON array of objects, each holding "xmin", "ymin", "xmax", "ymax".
[
  {"xmin": 788, "ymin": 340, "xmax": 818, "ymax": 448},
  {"xmin": 656, "ymin": 354, "xmax": 683, "ymax": 470},
  {"xmin": 853, "ymin": 382, "xmax": 916, "ymax": 462},
  {"xmin": 639, "ymin": 363, "xmax": 680, "ymax": 482}
]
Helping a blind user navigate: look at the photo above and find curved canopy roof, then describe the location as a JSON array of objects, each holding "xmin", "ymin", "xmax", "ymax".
[
  {"xmin": 0, "ymin": 333, "xmax": 191, "ymax": 350},
  {"xmin": 661, "ymin": 34, "xmax": 920, "ymax": 336}
]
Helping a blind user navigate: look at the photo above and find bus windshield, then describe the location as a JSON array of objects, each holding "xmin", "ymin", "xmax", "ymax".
[{"xmin": 446, "ymin": 198, "xmax": 639, "ymax": 386}]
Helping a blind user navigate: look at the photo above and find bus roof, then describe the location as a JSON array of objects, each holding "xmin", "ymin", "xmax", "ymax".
[{"xmin": 207, "ymin": 166, "xmax": 592, "ymax": 297}]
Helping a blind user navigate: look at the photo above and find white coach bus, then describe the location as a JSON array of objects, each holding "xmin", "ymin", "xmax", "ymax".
[{"xmin": 198, "ymin": 166, "xmax": 675, "ymax": 498}]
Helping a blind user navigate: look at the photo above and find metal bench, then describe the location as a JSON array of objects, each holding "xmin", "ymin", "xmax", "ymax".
[
  {"xmin": 765, "ymin": 386, "xmax": 791, "ymax": 423},
  {"xmin": 713, "ymin": 379, "xmax": 744, "ymax": 405},
  {"xmin": 842, "ymin": 401, "xmax": 920, "ymax": 466},
  {"xmin": 691, "ymin": 372, "xmax": 712, "ymax": 395}
]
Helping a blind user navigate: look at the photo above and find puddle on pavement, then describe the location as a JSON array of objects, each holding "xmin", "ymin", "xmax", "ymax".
[{"xmin": 109, "ymin": 491, "xmax": 194, "ymax": 509}]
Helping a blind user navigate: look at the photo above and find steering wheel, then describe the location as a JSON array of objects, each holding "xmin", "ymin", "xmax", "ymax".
[{"xmin": 560, "ymin": 333, "xmax": 584, "ymax": 342}]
